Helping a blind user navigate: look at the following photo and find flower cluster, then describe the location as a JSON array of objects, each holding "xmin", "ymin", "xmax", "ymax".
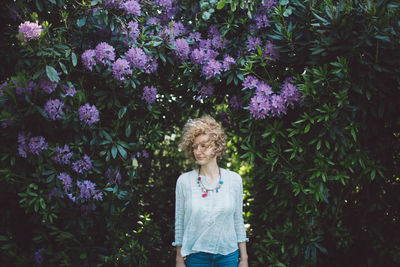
[
  {"xmin": 39, "ymin": 77, "xmax": 57, "ymax": 94},
  {"xmin": 174, "ymin": 38, "xmax": 190, "ymax": 60},
  {"xmin": 77, "ymin": 180, "xmax": 103, "ymax": 201},
  {"xmin": 17, "ymin": 132, "xmax": 30, "ymax": 158},
  {"xmin": 112, "ymin": 58, "xmax": 132, "ymax": 81},
  {"xmin": 81, "ymin": 49, "xmax": 96, "ymax": 71},
  {"xmin": 52, "ymin": 144, "xmax": 73, "ymax": 165},
  {"xmin": 78, "ymin": 104, "xmax": 100, "ymax": 125},
  {"xmin": 196, "ymin": 82, "xmax": 214, "ymax": 101},
  {"xmin": 34, "ymin": 248, "xmax": 45, "ymax": 265},
  {"xmin": 120, "ymin": 0, "xmax": 141, "ymax": 16},
  {"xmin": 142, "ymin": 86, "xmax": 157, "ymax": 104},
  {"xmin": 95, "ymin": 42, "xmax": 115, "ymax": 66},
  {"xmin": 244, "ymin": 76, "xmax": 302, "ymax": 119},
  {"xmin": 28, "ymin": 136, "xmax": 48, "ymax": 155},
  {"xmin": 63, "ymin": 85, "xmax": 76, "ymax": 97},
  {"xmin": 18, "ymin": 21, "xmax": 42, "ymax": 41},
  {"xmin": 125, "ymin": 47, "xmax": 147, "ymax": 69},
  {"xmin": 58, "ymin": 172, "xmax": 73, "ymax": 192},
  {"xmin": 14, "ymin": 80, "xmax": 36, "ymax": 95},
  {"xmin": 44, "ymin": 98, "xmax": 64, "ymax": 120},
  {"xmin": 72, "ymin": 154, "xmax": 92, "ymax": 174}
]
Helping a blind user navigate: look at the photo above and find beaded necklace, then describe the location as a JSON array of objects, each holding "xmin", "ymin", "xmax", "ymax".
[{"xmin": 197, "ymin": 166, "xmax": 224, "ymax": 198}]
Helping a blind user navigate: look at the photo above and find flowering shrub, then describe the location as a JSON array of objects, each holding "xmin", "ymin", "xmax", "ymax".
[{"xmin": 0, "ymin": 0, "xmax": 399, "ymax": 266}]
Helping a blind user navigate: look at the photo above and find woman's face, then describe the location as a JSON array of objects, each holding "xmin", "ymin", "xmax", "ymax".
[{"xmin": 192, "ymin": 134, "xmax": 216, "ymax": 165}]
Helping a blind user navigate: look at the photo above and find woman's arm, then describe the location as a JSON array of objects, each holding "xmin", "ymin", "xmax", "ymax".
[
  {"xmin": 176, "ymin": 246, "xmax": 185, "ymax": 267},
  {"xmin": 238, "ymin": 242, "xmax": 248, "ymax": 266}
]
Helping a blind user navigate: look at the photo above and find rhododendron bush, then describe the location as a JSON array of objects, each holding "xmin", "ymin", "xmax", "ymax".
[{"xmin": 1, "ymin": 0, "xmax": 400, "ymax": 266}]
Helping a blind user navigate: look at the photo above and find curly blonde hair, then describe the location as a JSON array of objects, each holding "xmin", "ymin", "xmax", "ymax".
[{"xmin": 179, "ymin": 115, "xmax": 227, "ymax": 162}]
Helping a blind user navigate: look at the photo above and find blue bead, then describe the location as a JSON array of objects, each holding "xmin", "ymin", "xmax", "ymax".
[{"xmin": 219, "ymin": 181, "xmax": 223, "ymax": 184}]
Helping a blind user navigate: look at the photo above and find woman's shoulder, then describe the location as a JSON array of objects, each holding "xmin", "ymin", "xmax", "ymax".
[
  {"xmin": 177, "ymin": 169, "xmax": 196, "ymax": 183},
  {"xmin": 222, "ymin": 168, "xmax": 242, "ymax": 182}
]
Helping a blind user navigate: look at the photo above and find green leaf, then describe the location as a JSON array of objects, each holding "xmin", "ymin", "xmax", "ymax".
[
  {"xmin": 216, "ymin": 0, "xmax": 225, "ymax": 9},
  {"xmin": 59, "ymin": 61, "xmax": 68, "ymax": 74},
  {"xmin": 111, "ymin": 145, "xmax": 117, "ymax": 159},
  {"xmin": 77, "ymin": 17, "xmax": 87, "ymax": 27},
  {"xmin": 36, "ymin": 0, "xmax": 43, "ymax": 12},
  {"xmin": 48, "ymin": 0, "xmax": 56, "ymax": 4},
  {"xmin": 71, "ymin": 52, "xmax": 77, "ymax": 67},
  {"xmin": 117, "ymin": 145, "xmax": 127, "ymax": 159},
  {"xmin": 46, "ymin": 65, "xmax": 60, "ymax": 83},
  {"xmin": 125, "ymin": 124, "xmax": 132, "ymax": 137}
]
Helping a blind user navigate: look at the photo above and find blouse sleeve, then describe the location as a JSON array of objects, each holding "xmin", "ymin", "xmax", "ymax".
[
  {"xmin": 233, "ymin": 174, "xmax": 249, "ymax": 243},
  {"xmin": 172, "ymin": 175, "xmax": 185, "ymax": 246}
]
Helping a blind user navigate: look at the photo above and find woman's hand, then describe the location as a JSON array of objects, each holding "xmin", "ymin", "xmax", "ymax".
[
  {"xmin": 238, "ymin": 258, "xmax": 248, "ymax": 267},
  {"xmin": 176, "ymin": 260, "xmax": 186, "ymax": 267}
]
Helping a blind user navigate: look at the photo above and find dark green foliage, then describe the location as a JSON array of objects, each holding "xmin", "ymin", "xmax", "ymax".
[{"xmin": 0, "ymin": 0, "xmax": 399, "ymax": 266}]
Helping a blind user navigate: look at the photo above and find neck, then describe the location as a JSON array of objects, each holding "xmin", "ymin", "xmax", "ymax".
[{"xmin": 199, "ymin": 159, "xmax": 219, "ymax": 178}]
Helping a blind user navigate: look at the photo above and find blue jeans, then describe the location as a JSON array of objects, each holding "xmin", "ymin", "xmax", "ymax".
[{"xmin": 185, "ymin": 249, "xmax": 239, "ymax": 267}]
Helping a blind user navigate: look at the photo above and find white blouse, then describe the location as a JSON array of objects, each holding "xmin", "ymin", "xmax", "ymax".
[{"xmin": 172, "ymin": 168, "xmax": 248, "ymax": 257}]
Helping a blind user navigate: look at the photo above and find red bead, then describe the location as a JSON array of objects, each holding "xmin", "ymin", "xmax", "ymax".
[
  {"xmin": 202, "ymin": 192, "xmax": 208, "ymax": 198},
  {"xmin": 198, "ymin": 177, "xmax": 201, "ymax": 181}
]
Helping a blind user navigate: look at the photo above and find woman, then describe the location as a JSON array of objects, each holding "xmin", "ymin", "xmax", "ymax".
[{"xmin": 173, "ymin": 115, "xmax": 249, "ymax": 267}]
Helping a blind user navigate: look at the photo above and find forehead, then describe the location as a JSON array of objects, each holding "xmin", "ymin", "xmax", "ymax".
[{"xmin": 193, "ymin": 134, "xmax": 210, "ymax": 144}]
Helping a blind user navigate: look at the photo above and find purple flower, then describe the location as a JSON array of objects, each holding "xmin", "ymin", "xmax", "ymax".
[
  {"xmin": 229, "ymin": 95, "xmax": 242, "ymax": 110},
  {"xmin": 211, "ymin": 35, "xmax": 225, "ymax": 49},
  {"xmin": 196, "ymin": 82, "xmax": 214, "ymax": 101},
  {"xmin": 17, "ymin": 132, "xmax": 30, "ymax": 158},
  {"xmin": 254, "ymin": 14, "xmax": 270, "ymax": 29},
  {"xmin": 77, "ymin": 180, "xmax": 102, "ymax": 201},
  {"xmin": 44, "ymin": 99, "xmax": 64, "ymax": 120},
  {"xmin": 242, "ymin": 75, "xmax": 259, "ymax": 90},
  {"xmin": 199, "ymin": 39, "xmax": 212, "ymax": 50},
  {"xmin": 63, "ymin": 85, "xmax": 76, "ymax": 97},
  {"xmin": 147, "ymin": 17, "xmax": 160, "ymax": 25},
  {"xmin": 78, "ymin": 104, "xmax": 100, "ymax": 125},
  {"xmin": 208, "ymin": 25, "xmax": 220, "ymax": 37},
  {"xmin": 0, "ymin": 81, "xmax": 8, "ymax": 95},
  {"xmin": 103, "ymin": 0, "xmax": 119, "ymax": 8},
  {"xmin": 270, "ymin": 94, "xmax": 286, "ymax": 116},
  {"xmin": 34, "ymin": 248, "xmax": 44, "ymax": 265},
  {"xmin": 1, "ymin": 119, "xmax": 14, "ymax": 129},
  {"xmin": 52, "ymin": 144, "xmax": 73, "ymax": 165},
  {"xmin": 142, "ymin": 86, "xmax": 157, "ymax": 104},
  {"xmin": 247, "ymin": 37, "xmax": 262, "ymax": 52},
  {"xmin": 141, "ymin": 149, "xmax": 149, "ymax": 158},
  {"xmin": 48, "ymin": 187, "xmax": 60, "ymax": 200},
  {"xmin": 125, "ymin": 21, "xmax": 140, "ymax": 42},
  {"xmin": 121, "ymin": 0, "xmax": 141, "ymax": 16},
  {"xmin": 144, "ymin": 56, "xmax": 158, "ymax": 74},
  {"xmin": 188, "ymin": 32, "xmax": 202, "ymax": 42},
  {"xmin": 28, "ymin": 136, "xmax": 48, "ymax": 155},
  {"xmin": 261, "ymin": 0, "xmax": 277, "ymax": 9},
  {"xmin": 202, "ymin": 59, "xmax": 222, "ymax": 78},
  {"xmin": 281, "ymin": 80, "xmax": 301, "ymax": 107},
  {"xmin": 256, "ymin": 81, "xmax": 273, "ymax": 96},
  {"xmin": 222, "ymin": 55, "xmax": 235, "ymax": 71},
  {"xmin": 67, "ymin": 193, "xmax": 76, "ymax": 202},
  {"xmin": 58, "ymin": 173, "xmax": 73, "ymax": 192},
  {"xmin": 125, "ymin": 47, "xmax": 148, "ymax": 69},
  {"xmin": 95, "ymin": 42, "xmax": 115, "ymax": 66},
  {"xmin": 18, "ymin": 21, "xmax": 42, "ymax": 41},
  {"xmin": 190, "ymin": 48, "xmax": 206, "ymax": 65},
  {"xmin": 72, "ymin": 154, "xmax": 92, "ymax": 174},
  {"xmin": 174, "ymin": 38, "xmax": 190, "ymax": 60},
  {"xmin": 39, "ymin": 77, "xmax": 57, "ymax": 94},
  {"xmin": 249, "ymin": 94, "xmax": 271, "ymax": 120},
  {"xmin": 204, "ymin": 49, "xmax": 219, "ymax": 61},
  {"xmin": 112, "ymin": 58, "xmax": 132, "ymax": 81},
  {"xmin": 263, "ymin": 40, "xmax": 279, "ymax": 61},
  {"xmin": 81, "ymin": 49, "xmax": 96, "ymax": 71}
]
